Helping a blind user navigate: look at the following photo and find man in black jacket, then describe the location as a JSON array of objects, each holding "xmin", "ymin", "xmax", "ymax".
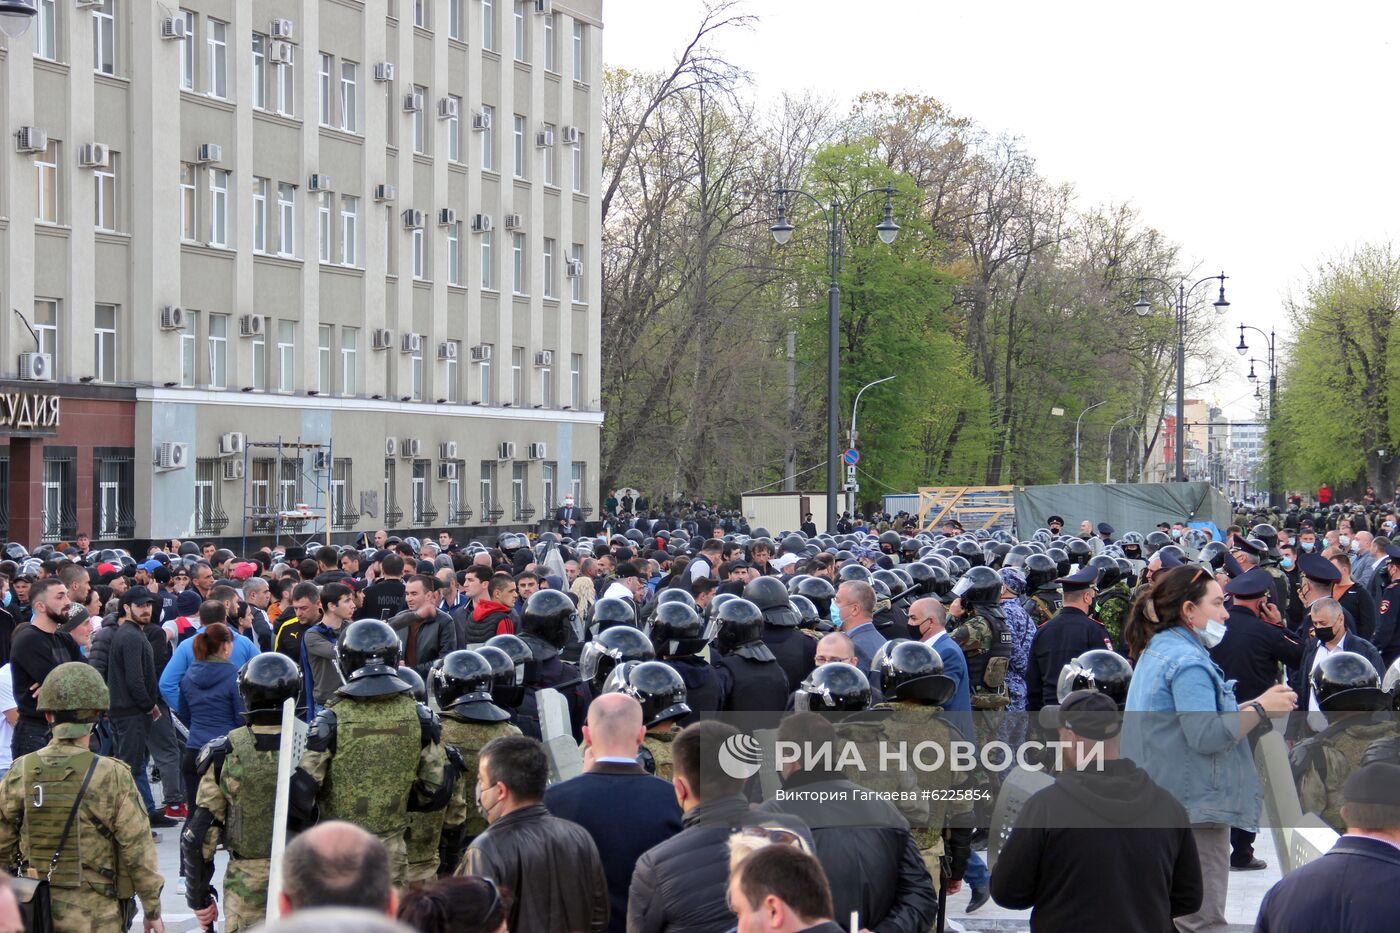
[
  {"xmin": 1289, "ymin": 596, "xmax": 1385, "ymax": 739},
  {"xmin": 760, "ymin": 713, "xmax": 936, "ymax": 932},
  {"xmin": 389, "ymin": 574, "xmax": 458, "ymax": 680},
  {"xmin": 8, "ymin": 578, "xmax": 81, "ymax": 758},
  {"xmin": 104, "ymin": 585, "xmax": 175, "ymax": 826},
  {"xmin": 359, "ymin": 552, "xmax": 409, "ymax": 620},
  {"xmin": 1023, "ymin": 567, "xmax": 1114, "ymax": 711},
  {"xmin": 990, "ymin": 690, "xmax": 1202, "ymax": 930},
  {"xmin": 729, "ymin": 846, "xmax": 844, "ymax": 933}
]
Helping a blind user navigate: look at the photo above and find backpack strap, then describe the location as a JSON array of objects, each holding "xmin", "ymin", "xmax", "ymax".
[{"xmin": 47, "ymin": 754, "xmax": 99, "ymax": 882}]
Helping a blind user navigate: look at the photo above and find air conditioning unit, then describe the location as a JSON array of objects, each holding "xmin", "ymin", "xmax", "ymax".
[
  {"xmin": 155, "ymin": 441, "xmax": 189, "ymax": 471},
  {"xmin": 560, "ymin": 126, "xmax": 580, "ymax": 145},
  {"xmin": 503, "ymin": 213, "xmax": 523, "ymax": 230},
  {"xmin": 18, "ymin": 353, "xmax": 52, "ymax": 382},
  {"xmin": 403, "ymin": 92, "xmax": 423, "ymax": 113},
  {"xmin": 371, "ymin": 184, "xmax": 396, "ymax": 203},
  {"xmin": 437, "ymin": 208, "xmax": 457, "ymax": 227},
  {"xmin": 438, "ymin": 461, "xmax": 458, "ymax": 480},
  {"xmin": 402, "ymin": 209, "xmax": 425, "ymax": 229},
  {"xmin": 438, "ymin": 342, "xmax": 458, "ymax": 361},
  {"xmin": 440, "ymin": 441, "xmax": 459, "ymax": 459},
  {"xmin": 308, "ymin": 173, "xmax": 331, "ymax": 192},
  {"xmin": 222, "ymin": 459, "xmax": 245, "ymax": 481},
  {"xmin": 14, "ymin": 127, "xmax": 48, "ymax": 154},
  {"xmin": 472, "ymin": 111, "xmax": 492, "ymax": 131},
  {"xmin": 534, "ymin": 0, "xmax": 553, "ymax": 13},
  {"xmin": 497, "ymin": 442, "xmax": 516, "ymax": 460},
  {"xmin": 160, "ymin": 305, "xmax": 189, "ymax": 331},
  {"xmin": 438, "ymin": 97, "xmax": 459, "ymax": 119},
  {"xmin": 160, "ymin": 17, "xmax": 188, "ymax": 40},
  {"xmin": 74, "ymin": 0, "xmax": 103, "ymax": 7},
  {"xmin": 372, "ymin": 328, "xmax": 394, "ymax": 350},
  {"xmin": 271, "ymin": 18, "xmax": 295, "ymax": 39},
  {"xmin": 535, "ymin": 129, "xmax": 555, "ymax": 148},
  {"xmin": 534, "ymin": 350, "xmax": 554, "ymax": 367},
  {"xmin": 195, "ymin": 143, "xmax": 222, "ymax": 164},
  {"xmin": 470, "ymin": 213, "xmax": 493, "ymax": 233},
  {"xmin": 78, "ymin": 143, "xmax": 111, "ymax": 168},
  {"xmin": 373, "ymin": 62, "xmax": 396, "ymax": 82},
  {"xmin": 269, "ymin": 40, "xmax": 294, "ymax": 65},
  {"xmin": 239, "ymin": 314, "xmax": 265, "ymax": 337},
  {"xmin": 566, "ymin": 258, "xmax": 584, "ymax": 278},
  {"xmin": 218, "ymin": 432, "xmax": 246, "ymax": 456},
  {"xmin": 385, "ymin": 436, "xmax": 398, "ymax": 456},
  {"xmin": 528, "ymin": 442, "xmax": 547, "ymax": 460},
  {"xmin": 401, "ymin": 438, "xmax": 422, "ymax": 458},
  {"xmin": 470, "ymin": 344, "xmax": 492, "ymax": 362},
  {"xmin": 401, "ymin": 333, "xmax": 423, "ymax": 354}
]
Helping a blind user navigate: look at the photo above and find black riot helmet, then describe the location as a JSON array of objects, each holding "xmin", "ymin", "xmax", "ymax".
[
  {"xmin": 396, "ymin": 665, "xmax": 427, "ymax": 702},
  {"xmin": 705, "ymin": 597, "xmax": 773, "ymax": 660},
  {"xmin": 903, "ymin": 562, "xmax": 935, "ymax": 595},
  {"xmin": 336, "ymin": 619, "xmax": 403, "ymax": 683},
  {"xmin": 1157, "ymin": 544, "xmax": 1186, "ymax": 564},
  {"xmin": 1144, "ymin": 531, "xmax": 1172, "ymax": 556},
  {"xmin": 947, "ymin": 555, "xmax": 971, "ymax": 577},
  {"xmin": 1313, "ymin": 651, "xmax": 1389, "ymax": 712},
  {"xmin": 1066, "ymin": 538, "xmax": 1092, "ymax": 564},
  {"xmin": 648, "ymin": 601, "xmax": 708, "ymax": 657},
  {"xmin": 1056, "ymin": 650, "xmax": 1133, "ymax": 709},
  {"xmin": 1114, "ymin": 558, "xmax": 1135, "ymax": 587},
  {"xmin": 1003, "ymin": 544, "xmax": 1033, "ymax": 570},
  {"xmin": 951, "ymin": 565, "xmax": 1002, "ymax": 607},
  {"xmin": 837, "ymin": 563, "xmax": 871, "ymax": 584},
  {"xmin": 476, "ymin": 643, "xmax": 527, "ymax": 710},
  {"xmin": 795, "ymin": 662, "xmax": 872, "ymax": 713},
  {"xmin": 955, "ymin": 538, "xmax": 984, "ymax": 567},
  {"xmin": 617, "ymin": 661, "xmax": 692, "ymax": 728},
  {"xmin": 744, "ymin": 575, "xmax": 792, "ymax": 613},
  {"xmin": 580, "ymin": 625, "xmax": 656, "ymax": 693},
  {"xmin": 654, "ymin": 587, "xmax": 698, "ymax": 613},
  {"xmin": 1023, "ymin": 554, "xmax": 1059, "ymax": 591},
  {"xmin": 878, "ymin": 640, "xmax": 955, "ymax": 706},
  {"xmin": 706, "ymin": 592, "xmax": 739, "ymax": 623},
  {"xmin": 432, "ymin": 650, "xmax": 512, "ymax": 721},
  {"xmin": 870, "ymin": 569, "xmax": 906, "ymax": 601},
  {"xmin": 237, "ymin": 652, "xmax": 302, "ymax": 724},
  {"xmin": 789, "ymin": 594, "xmax": 834, "ymax": 632},
  {"xmin": 1047, "ymin": 547, "xmax": 1071, "ymax": 578},
  {"xmin": 1088, "ymin": 554, "xmax": 1122, "ymax": 590},
  {"xmin": 925, "ymin": 563, "xmax": 954, "ymax": 599},
  {"xmin": 591, "ymin": 597, "xmax": 638, "ymax": 634},
  {"xmin": 795, "ymin": 576, "xmax": 836, "ymax": 618},
  {"xmin": 1198, "ymin": 540, "xmax": 1229, "ymax": 571},
  {"xmin": 1252, "ymin": 523, "xmax": 1281, "ymax": 554},
  {"xmin": 520, "ymin": 589, "xmax": 580, "ymax": 652}
]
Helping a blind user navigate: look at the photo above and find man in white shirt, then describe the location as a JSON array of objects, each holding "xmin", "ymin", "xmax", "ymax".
[{"xmin": 0, "ymin": 663, "xmax": 17, "ymax": 778}]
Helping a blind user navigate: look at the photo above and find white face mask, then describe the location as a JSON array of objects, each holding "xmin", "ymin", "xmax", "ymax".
[
  {"xmin": 1197, "ymin": 619, "xmax": 1227, "ymax": 649},
  {"xmin": 1339, "ymin": 535, "xmax": 1351, "ymax": 548}
]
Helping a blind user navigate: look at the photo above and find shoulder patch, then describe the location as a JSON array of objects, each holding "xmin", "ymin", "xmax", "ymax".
[
  {"xmin": 1381, "ymin": 600, "xmax": 1391, "ymax": 615},
  {"xmin": 195, "ymin": 735, "xmax": 233, "ymax": 777}
]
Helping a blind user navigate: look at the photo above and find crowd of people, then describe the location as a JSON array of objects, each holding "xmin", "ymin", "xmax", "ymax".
[{"xmin": 0, "ymin": 508, "xmax": 1395, "ymax": 931}]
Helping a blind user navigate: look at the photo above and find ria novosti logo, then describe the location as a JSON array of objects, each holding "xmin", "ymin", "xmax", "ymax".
[{"xmin": 718, "ymin": 732, "xmax": 765, "ymax": 779}]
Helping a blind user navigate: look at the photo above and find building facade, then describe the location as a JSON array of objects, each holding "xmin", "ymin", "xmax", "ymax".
[{"xmin": 1, "ymin": 0, "xmax": 604, "ymax": 548}]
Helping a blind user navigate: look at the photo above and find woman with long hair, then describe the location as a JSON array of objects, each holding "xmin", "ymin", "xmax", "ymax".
[{"xmin": 1121, "ymin": 564, "xmax": 1297, "ymax": 933}]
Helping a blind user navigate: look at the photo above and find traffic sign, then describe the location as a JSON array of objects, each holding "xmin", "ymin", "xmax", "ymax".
[
  {"xmin": 846, "ymin": 464, "xmax": 857, "ymax": 478},
  {"xmin": 842, "ymin": 448, "xmax": 860, "ymax": 466}
]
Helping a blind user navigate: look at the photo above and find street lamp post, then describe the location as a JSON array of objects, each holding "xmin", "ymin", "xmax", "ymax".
[
  {"xmin": 1074, "ymin": 400, "xmax": 1106, "ymax": 484},
  {"xmin": 847, "ymin": 376, "xmax": 895, "ymax": 518},
  {"xmin": 771, "ymin": 185, "xmax": 899, "ymax": 533},
  {"xmin": 1106, "ymin": 414, "xmax": 1134, "ymax": 484},
  {"xmin": 1237, "ymin": 324, "xmax": 1280, "ymax": 508},
  {"xmin": 1133, "ymin": 272, "xmax": 1231, "ymax": 482}
]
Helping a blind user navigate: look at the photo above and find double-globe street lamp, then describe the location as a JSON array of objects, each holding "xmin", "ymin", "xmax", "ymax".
[
  {"xmin": 771, "ymin": 185, "xmax": 899, "ymax": 533},
  {"xmin": 1132, "ymin": 273, "xmax": 1231, "ymax": 483},
  {"xmin": 1237, "ymin": 324, "xmax": 1280, "ymax": 507}
]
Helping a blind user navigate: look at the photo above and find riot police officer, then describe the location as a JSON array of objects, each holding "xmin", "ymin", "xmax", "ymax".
[
  {"xmin": 1088, "ymin": 555, "xmax": 1132, "ymax": 648},
  {"xmin": 1020, "ymin": 553, "xmax": 1061, "ymax": 629},
  {"xmin": 648, "ymin": 600, "xmax": 723, "ymax": 724},
  {"xmin": 793, "ymin": 662, "xmax": 873, "ymax": 713},
  {"xmin": 746, "ymin": 576, "xmax": 818, "ymax": 692},
  {"xmin": 579, "ymin": 625, "xmax": 656, "ymax": 694},
  {"xmin": 709, "ymin": 597, "xmax": 789, "ymax": 715},
  {"xmin": 589, "ymin": 596, "xmax": 638, "ymax": 637},
  {"xmin": 291, "ymin": 619, "xmax": 450, "ymax": 886},
  {"xmin": 1054, "ymin": 650, "xmax": 1133, "ymax": 709},
  {"xmin": 615, "ymin": 660, "xmax": 692, "ymax": 780},
  {"xmin": 182, "ymin": 652, "xmax": 300, "ymax": 931},
  {"xmin": 514, "ymin": 589, "xmax": 590, "ymax": 741},
  {"xmin": 947, "ymin": 566, "xmax": 1014, "ymax": 711}
]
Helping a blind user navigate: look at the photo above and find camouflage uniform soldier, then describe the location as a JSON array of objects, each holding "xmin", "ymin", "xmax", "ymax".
[
  {"xmin": 1088, "ymin": 556, "xmax": 1132, "ymax": 650},
  {"xmin": 291, "ymin": 620, "xmax": 453, "ymax": 886},
  {"xmin": 182, "ymin": 653, "xmax": 302, "ymax": 931},
  {"xmin": 0, "ymin": 663, "xmax": 165, "ymax": 933},
  {"xmin": 640, "ymin": 726, "xmax": 678, "ymax": 782}
]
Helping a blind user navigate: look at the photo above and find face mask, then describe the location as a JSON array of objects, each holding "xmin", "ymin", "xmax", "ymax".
[
  {"xmin": 1301, "ymin": 541, "xmax": 1315, "ymax": 552},
  {"xmin": 1385, "ymin": 523, "xmax": 1396, "ymax": 534},
  {"xmin": 1196, "ymin": 618, "xmax": 1227, "ymax": 649},
  {"xmin": 1279, "ymin": 557, "xmax": 1295, "ymax": 571},
  {"xmin": 1339, "ymin": 535, "xmax": 1351, "ymax": 548},
  {"xmin": 1350, "ymin": 539, "xmax": 1361, "ymax": 553},
  {"xmin": 829, "ymin": 601, "xmax": 842, "ymax": 628},
  {"xmin": 1172, "ymin": 529, "xmax": 1182, "ymax": 540},
  {"xmin": 1312, "ymin": 625, "xmax": 1335, "ymax": 644},
  {"xmin": 475, "ymin": 783, "xmax": 498, "ymax": 821},
  {"xmin": 2, "ymin": 591, "xmax": 10, "ymax": 608}
]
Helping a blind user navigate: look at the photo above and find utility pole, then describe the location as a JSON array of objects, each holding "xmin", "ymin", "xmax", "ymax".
[{"xmin": 782, "ymin": 330, "xmax": 797, "ymax": 492}]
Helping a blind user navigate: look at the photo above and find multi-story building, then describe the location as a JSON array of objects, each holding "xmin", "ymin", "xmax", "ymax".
[{"xmin": 0, "ymin": 0, "xmax": 604, "ymax": 548}]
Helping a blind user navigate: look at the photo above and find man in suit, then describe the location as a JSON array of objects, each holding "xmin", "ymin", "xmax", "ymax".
[
  {"xmin": 556, "ymin": 495, "xmax": 582, "ymax": 536},
  {"xmin": 909, "ymin": 597, "xmax": 971, "ymax": 715},
  {"xmin": 1255, "ymin": 762, "xmax": 1400, "ymax": 932},
  {"xmin": 1289, "ymin": 597, "xmax": 1384, "ymax": 739}
]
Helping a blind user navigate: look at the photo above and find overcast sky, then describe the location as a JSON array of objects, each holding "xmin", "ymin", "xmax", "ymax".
[{"xmin": 604, "ymin": 0, "xmax": 1397, "ymax": 419}]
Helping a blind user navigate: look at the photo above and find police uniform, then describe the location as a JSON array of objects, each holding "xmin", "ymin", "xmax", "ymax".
[
  {"xmin": 659, "ymin": 656, "xmax": 723, "ymax": 724},
  {"xmin": 1211, "ymin": 569, "xmax": 1303, "ymax": 702},
  {"xmin": 1024, "ymin": 568, "xmax": 1114, "ymax": 712}
]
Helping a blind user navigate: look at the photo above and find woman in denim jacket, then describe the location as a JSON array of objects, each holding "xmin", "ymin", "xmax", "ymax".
[{"xmin": 1121, "ymin": 565, "xmax": 1297, "ymax": 933}]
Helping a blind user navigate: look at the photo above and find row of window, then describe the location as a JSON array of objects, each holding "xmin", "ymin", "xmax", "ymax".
[
  {"xmin": 6, "ymin": 447, "xmax": 135, "ymax": 543},
  {"xmin": 411, "ymin": 0, "xmax": 588, "ymax": 81}
]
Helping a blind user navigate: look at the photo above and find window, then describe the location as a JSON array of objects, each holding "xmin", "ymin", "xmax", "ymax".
[
  {"xmin": 384, "ymin": 79, "xmax": 396, "ymax": 147},
  {"xmin": 570, "ymin": 242, "xmax": 584, "ymax": 302},
  {"xmin": 277, "ymin": 43, "xmax": 296, "ymax": 116},
  {"xmin": 447, "ymin": 95, "xmax": 462, "ymax": 162},
  {"xmin": 180, "ymin": 312, "xmax": 197, "ymax": 387},
  {"xmin": 384, "ymin": 206, "xmax": 396, "ymax": 272},
  {"xmin": 207, "ymin": 19, "xmax": 228, "ymax": 98},
  {"xmin": 542, "ymin": 237, "xmax": 555, "ymax": 298},
  {"xmin": 539, "ymin": 362, "xmax": 552, "ymax": 407},
  {"xmin": 341, "ymin": 195, "xmax": 359, "ymax": 266},
  {"xmin": 511, "ymin": 462, "xmax": 527, "ymax": 521},
  {"xmin": 331, "ymin": 459, "xmax": 354, "ymax": 529},
  {"xmin": 93, "ymin": 0, "xmax": 116, "ymax": 75},
  {"xmin": 42, "ymin": 453, "xmax": 77, "ymax": 544},
  {"xmin": 444, "ymin": 341, "xmax": 460, "ymax": 402},
  {"xmin": 480, "ymin": 229, "xmax": 494, "ymax": 289},
  {"xmin": 542, "ymin": 462, "xmax": 556, "ymax": 511},
  {"xmin": 478, "ymin": 344, "xmax": 492, "ymax": 403},
  {"xmin": 572, "ymin": 19, "xmax": 585, "ymax": 81},
  {"xmin": 93, "ymin": 449, "xmax": 134, "ymax": 539},
  {"xmin": 571, "ymin": 461, "xmax": 585, "ymax": 506},
  {"xmin": 570, "ymin": 352, "xmax": 581, "ymax": 407},
  {"xmin": 178, "ymin": 11, "xmax": 196, "ymax": 88},
  {"xmin": 384, "ymin": 459, "xmax": 401, "ymax": 526},
  {"xmin": 447, "ymin": 221, "xmax": 461, "ymax": 285},
  {"xmin": 412, "ymin": 85, "xmax": 427, "ymax": 154},
  {"xmin": 543, "ymin": 123, "xmax": 556, "ymax": 185},
  {"xmin": 482, "ymin": 0, "xmax": 495, "ymax": 51},
  {"xmin": 480, "ymin": 104, "xmax": 495, "ymax": 170},
  {"xmin": 193, "ymin": 460, "xmax": 219, "ymax": 534},
  {"xmin": 318, "ymin": 325, "xmax": 332, "ymax": 395},
  {"xmin": 340, "ymin": 327, "xmax": 358, "ymax": 395},
  {"xmin": 571, "ymin": 132, "xmax": 584, "ymax": 192},
  {"xmin": 252, "ymin": 331, "xmax": 267, "ymax": 391},
  {"xmin": 94, "ymin": 153, "xmax": 118, "ymax": 232},
  {"xmin": 412, "ymin": 227, "xmax": 425, "ymax": 279},
  {"xmin": 33, "ymin": 300, "xmax": 58, "ymax": 373},
  {"xmin": 32, "ymin": 0, "xmax": 56, "ymax": 61},
  {"xmin": 94, "ymin": 305, "xmax": 116, "ymax": 383},
  {"xmin": 207, "ymin": 313, "xmax": 228, "ymax": 388},
  {"xmin": 251, "ymin": 34, "xmax": 266, "ymax": 107},
  {"xmin": 277, "ymin": 320, "xmax": 295, "ymax": 391},
  {"xmin": 410, "ymin": 336, "xmax": 424, "ymax": 401},
  {"xmin": 413, "ymin": 0, "xmax": 427, "ymax": 29},
  {"xmin": 278, "ymin": 183, "xmax": 296, "ymax": 256},
  {"xmin": 513, "ymin": 114, "xmax": 526, "ymax": 178},
  {"xmin": 447, "ymin": 470, "xmax": 463, "ymax": 523},
  {"xmin": 318, "ymin": 53, "xmax": 333, "ymax": 125},
  {"xmin": 514, "ymin": 1, "xmax": 527, "ymax": 60},
  {"xmin": 179, "ymin": 163, "xmax": 197, "ymax": 239},
  {"xmin": 543, "ymin": 13, "xmax": 556, "ymax": 71},
  {"xmin": 449, "ymin": 0, "xmax": 463, "ymax": 40},
  {"xmin": 252, "ymin": 178, "xmax": 268, "ymax": 253},
  {"xmin": 318, "ymin": 192, "xmax": 333, "ymax": 263},
  {"xmin": 339, "ymin": 61, "xmax": 359, "ymax": 133},
  {"xmin": 480, "ymin": 460, "xmax": 497, "ymax": 519},
  {"xmin": 35, "ymin": 140, "xmax": 60, "ymax": 224},
  {"xmin": 512, "ymin": 232, "xmax": 526, "ymax": 294},
  {"xmin": 209, "ymin": 169, "xmax": 230, "ymax": 247},
  {"xmin": 279, "ymin": 458, "xmax": 299, "ymax": 511},
  {"xmin": 511, "ymin": 346, "xmax": 524, "ymax": 405}
]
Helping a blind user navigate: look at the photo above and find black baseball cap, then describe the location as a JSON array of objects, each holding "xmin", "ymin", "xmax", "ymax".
[
  {"xmin": 1038, "ymin": 689, "xmax": 1122, "ymax": 739},
  {"xmin": 120, "ymin": 585, "xmax": 158, "ymax": 608}
]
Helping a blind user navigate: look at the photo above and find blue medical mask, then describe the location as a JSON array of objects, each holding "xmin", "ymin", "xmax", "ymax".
[
  {"xmin": 1279, "ymin": 557, "xmax": 1295, "ymax": 571},
  {"xmin": 1301, "ymin": 541, "xmax": 1315, "ymax": 552},
  {"xmin": 2, "ymin": 591, "xmax": 10, "ymax": 608},
  {"xmin": 829, "ymin": 600, "xmax": 842, "ymax": 628}
]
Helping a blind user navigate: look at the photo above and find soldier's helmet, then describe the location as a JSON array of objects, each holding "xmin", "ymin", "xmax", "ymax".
[
  {"xmin": 788, "ymin": 594, "xmax": 834, "ymax": 633},
  {"xmin": 654, "ymin": 587, "xmax": 698, "ymax": 613},
  {"xmin": 952, "ymin": 565, "xmax": 1002, "ymax": 607},
  {"xmin": 1313, "ymin": 651, "xmax": 1389, "ymax": 712},
  {"xmin": 237, "ymin": 653, "xmax": 301, "ymax": 724},
  {"xmin": 37, "ymin": 662, "xmax": 109, "ymax": 713},
  {"xmin": 647, "ymin": 601, "xmax": 708, "ymax": 657},
  {"xmin": 794, "ymin": 576, "xmax": 836, "ymax": 618},
  {"xmin": 795, "ymin": 662, "xmax": 872, "ymax": 713},
  {"xmin": 1384, "ymin": 656, "xmax": 1400, "ymax": 711},
  {"xmin": 590, "ymin": 597, "xmax": 637, "ymax": 634},
  {"xmin": 431, "ymin": 650, "xmax": 511, "ymax": 722},
  {"xmin": 1023, "ymin": 554, "xmax": 1059, "ymax": 591},
  {"xmin": 477, "ymin": 643, "xmax": 527, "ymax": 709},
  {"xmin": 705, "ymin": 597, "xmax": 766, "ymax": 653},
  {"xmin": 615, "ymin": 660, "xmax": 692, "ymax": 728},
  {"xmin": 336, "ymin": 619, "xmax": 402, "ymax": 681},
  {"xmin": 877, "ymin": 639, "xmax": 955, "ymax": 706},
  {"xmin": 743, "ymin": 576, "xmax": 791, "ymax": 613},
  {"xmin": 396, "ymin": 665, "xmax": 427, "ymax": 702},
  {"xmin": 1056, "ymin": 650, "xmax": 1133, "ymax": 709},
  {"xmin": 580, "ymin": 625, "xmax": 656, "ymax": 693},
  {"xmin": 1088, "ymin": 554, "xmax": 1122, "ymax": 590},
  {"xmin": 520, "ymin": 589, "xmax": 579, "ymax": 649}
]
